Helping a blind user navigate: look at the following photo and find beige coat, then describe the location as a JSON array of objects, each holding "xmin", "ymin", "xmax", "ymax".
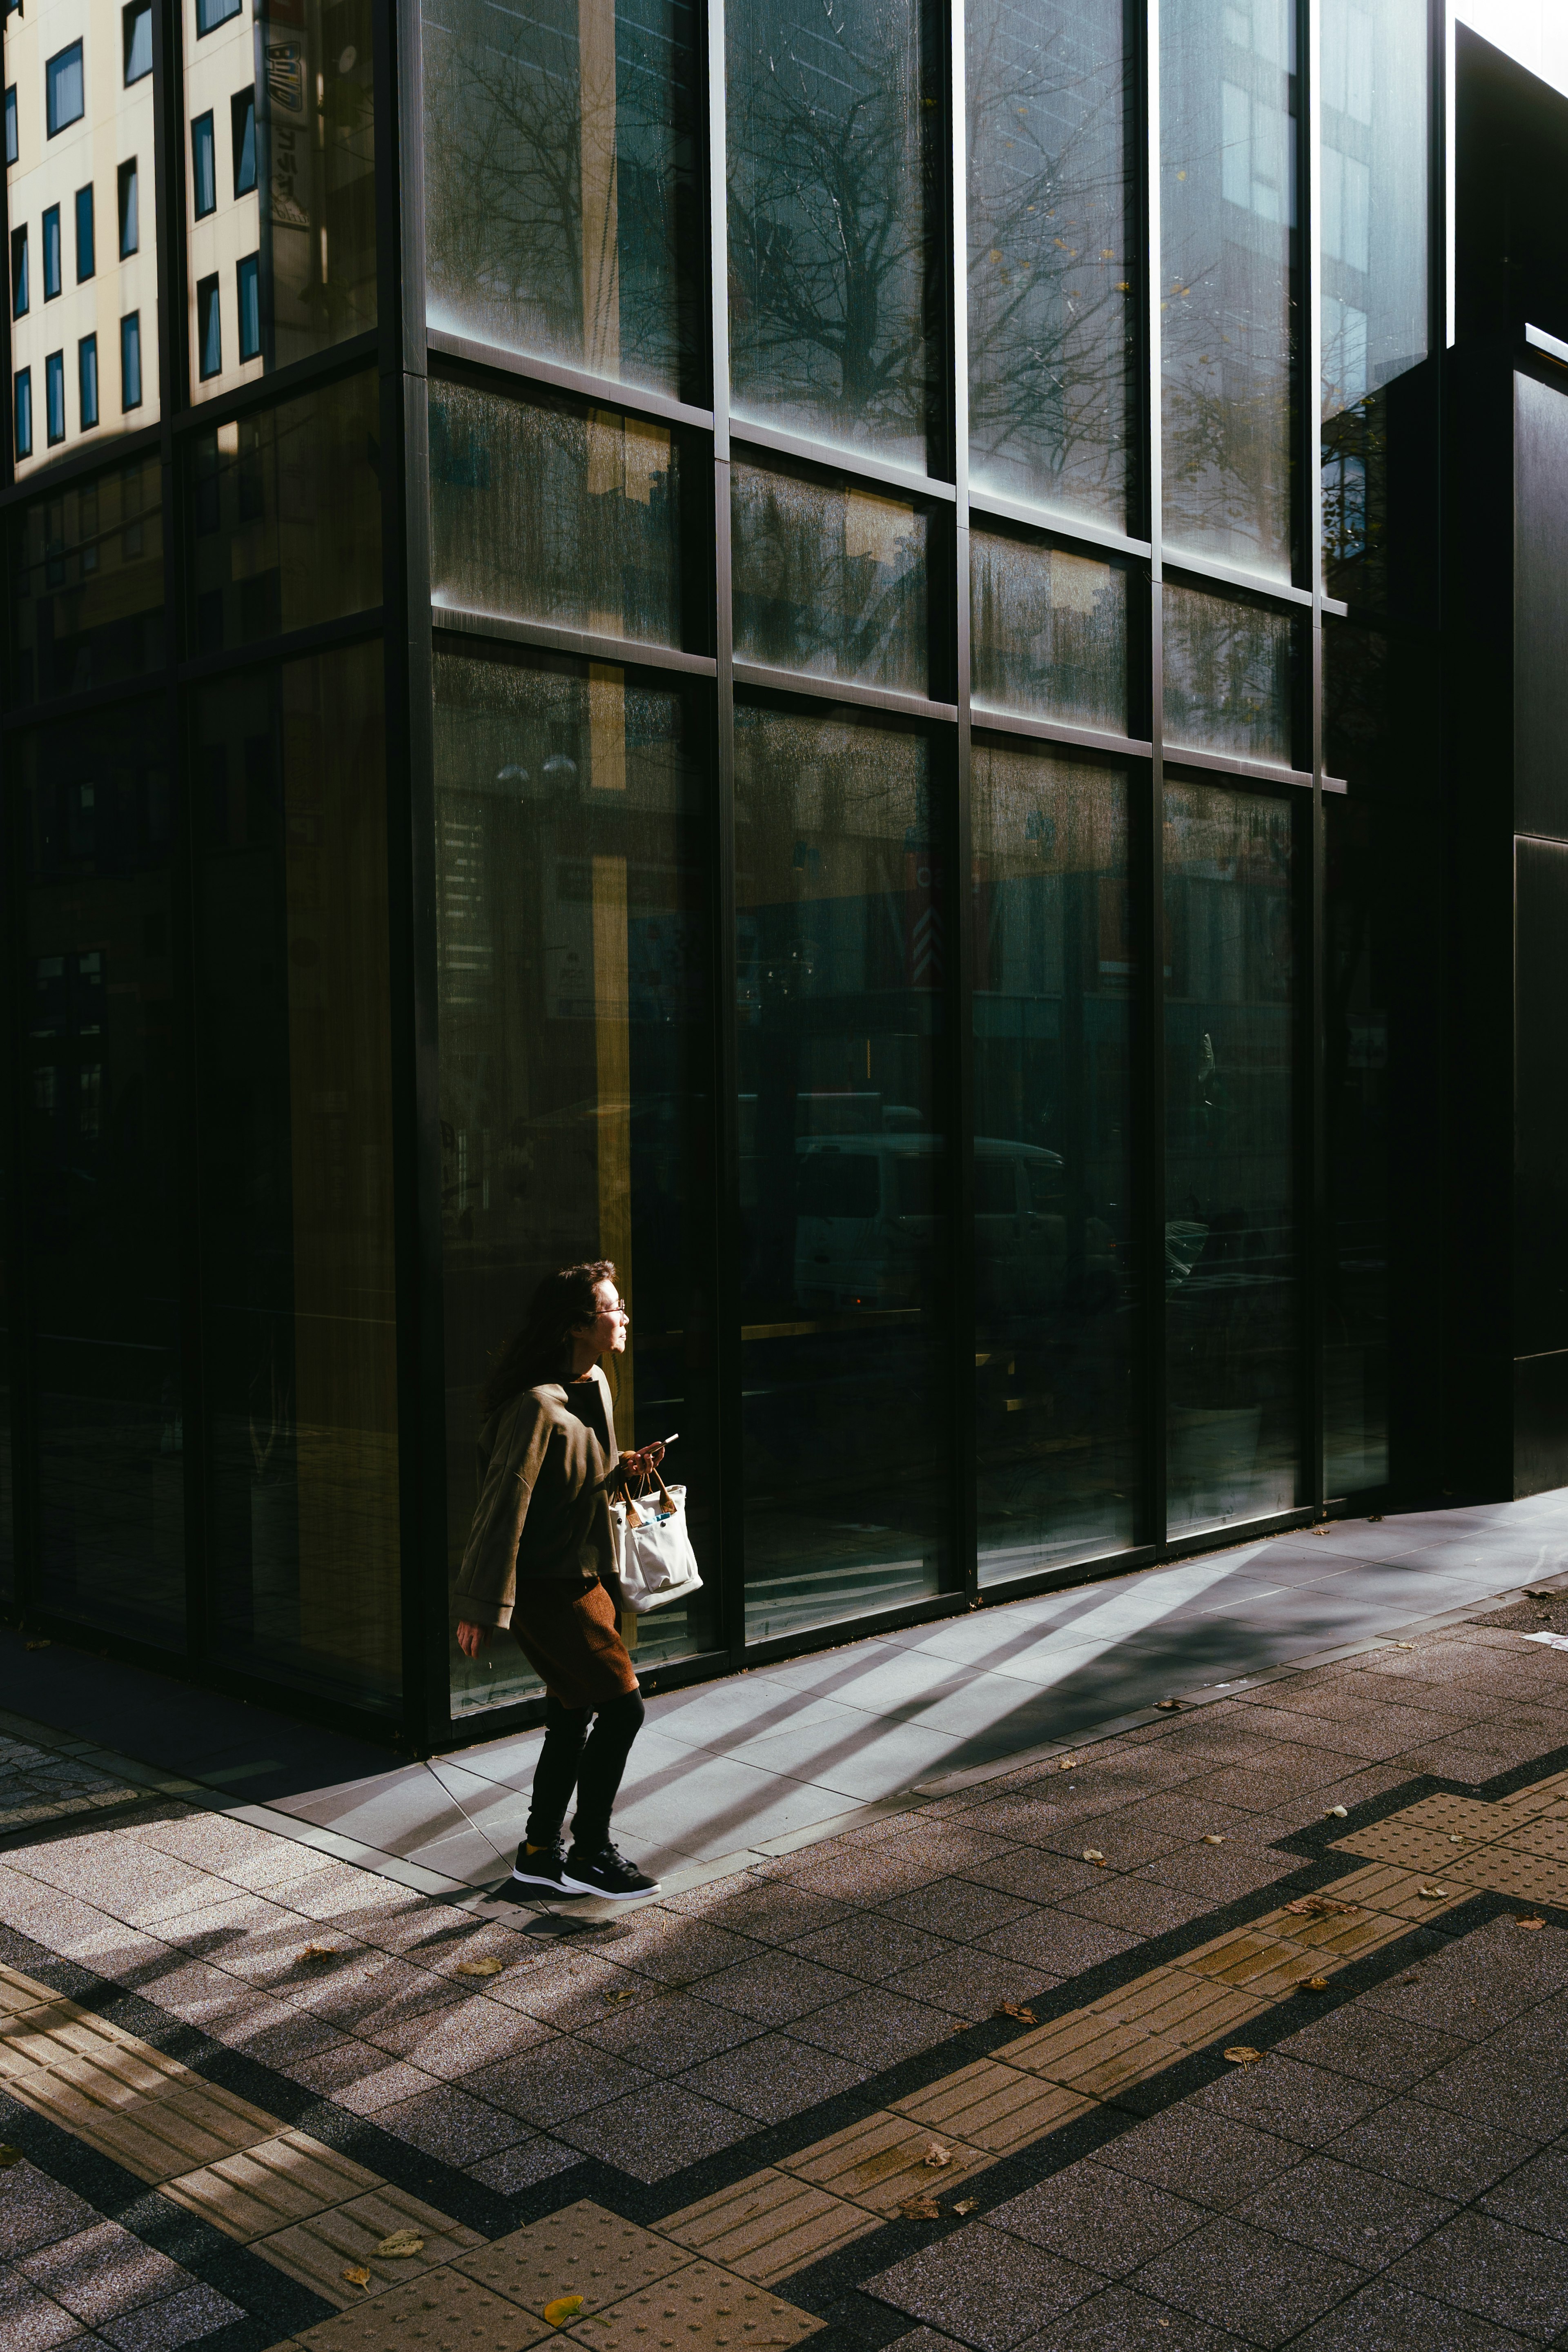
[{"xmin": 452, "ymin": 1367, "xmax": 619, "ymax": 1632}]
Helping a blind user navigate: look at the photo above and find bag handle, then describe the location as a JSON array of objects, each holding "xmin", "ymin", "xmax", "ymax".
[{"xmin": 633, "ymin": 1463, "xmax": 676, "ymax": 1514}]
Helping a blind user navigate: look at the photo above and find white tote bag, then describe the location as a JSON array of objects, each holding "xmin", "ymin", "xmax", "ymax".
[{"xmin": 610, "ymin": 1470, "xmax": 703, "ymax": 1614}]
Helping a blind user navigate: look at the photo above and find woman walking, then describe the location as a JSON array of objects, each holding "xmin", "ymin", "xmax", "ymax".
[{"xmin": 454, "ymin": 1260, "xmax": 663, "ymax": 1900}]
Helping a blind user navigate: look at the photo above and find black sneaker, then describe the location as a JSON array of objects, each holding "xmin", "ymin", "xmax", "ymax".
[
  {"xmin": 559, "ymin": 1843, "xmax": 660, "ymax": 1899},
  {"xmin": 510, "ymin": 1842, "xmax": 580, "ymax": 1895}
]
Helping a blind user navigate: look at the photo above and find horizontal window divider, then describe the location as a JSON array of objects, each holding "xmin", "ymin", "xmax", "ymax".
[
  {"xmin": 3, "ymin": 417, "xmax": 165, "ymax": 506},
  {"xmin": 2, "ymin": 666, "xmax": 174, "ymax": 733},
  {"xmin": 731, "ymin": 659, "xmax": 958, "ymax": 722},
  {"xmin": 729, "ymin": 418, "xmax": 957, "ymax": 503},
  {"xmin": 1164, "ymin": 746, "xmax": 1316, "ymax": 791},
  {"xmin": 971, "ymin": 709, "xmax": 1154, "ymax": 760},
  {"xmin": 739, "ymin": 1586, "xmax": 973, "ymax": 1670},
  {"xmin": 1320, "ymin": 593, "xmax": 1350, "ymax": 618},
  {"xmin": 976, "ymin": 1543, "xmax": 1161, "ymax": 1604},
  {"xmin": 1161, "ymin": 553, "xmax": 1315, "ymax": 610},
  {"xmin": 1323, "ymin": 773, "xmax": 1348, "ymax": 795},
  {"xmin": 1159, "ymin": 1506, "xmax": 1321, "ymax": 1563},
  {"xmin": 967, "ymin": 493, "xmax": 1152, "ymax": 562},
  {"xmin": 431, "ymin": 605, "xmax": 717, "ymax": 676},
  {"xmin": 425, "ymin": 331, "xmax": 714, "ymax": 433},
  {"xmin": 172, "ymin": 330, "xmax": 382, "ymax": 439},
  {"xmin": 174, "ymin": 607, "xmax": 385, "ymax": 688}
]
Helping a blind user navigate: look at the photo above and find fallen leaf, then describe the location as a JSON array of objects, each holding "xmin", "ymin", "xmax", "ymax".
[
  {"xmin": 455, "ymin": 1956, "xmax": 505, "ymax": 1978},
  {"xmin": 922, "ymin": 2141, "xmax": 953, "ymax": 2167},
  {"xmin": 1082, "ymin": 1848, "xmax": 1105, "ymax": 1864},
  {"xmin": 543, "ymin": 2297, "xmax": 586, "ymax": 2325},
  {"xmin": 1225, "ymin": 2045, "xmax": 1263, "ymax": 2064},
  {"xmin": 1325, "ymin": 1805, "xmax": 1349, "ymax": 1820},
  {"xmin": 23, "ymin": 1639, "xmax": 49, "ymax": 1650},
  {"xmin": 1415, "ymin": 1885, "xmax": 1450, "ymax": 1900},
  {"xmin": 952, "ymin": 2197, "xmax": 980, "ymax": 2214},
  {"xmin": 1516, "ymin": 1915, "xmax": 1546, "ymax": 1931},
  {"xmin": 602, "ymin": 1988, "xmax": 638, "ymax": 2005},
  {"xmin": 1202, "ymin": 1835, "xmax": 1226, "ymax": 1846},
  {"xmin": 376, "ymin": 2230, "xmax": 425, "ymax": 2258},
  {"xmin": 1524, "ymin": 1588, "xmax": 1555, "ymax": 1601},
  {"xmin": 898, "ymin": 2195, "xmax": 942, "ymax": 2221},
  {"xmin": 1284, "ymin": 1895, "xmax": 1356, "ymax": 1918},
  {"xmin": 298, "ymin": 1944, "xmax": 339, "ymax": 1962},
  {"xmin": 1155, "ymin": 1698, "xmax": 1182, "ymax": 1711},
  {"xmin": 1367, "ymin": 1513, "xmax": 1383, "ymax": 1521},
  {"xmin": 1401, "ymin": 1970, "xmax": 1420, "ymax": 1983},
  {"xmin": 0, "ymin": 2144, "xmax": 21, "ymax": 2167},
  {"xmin": 343, "ymin": 2267, "xmax": 371, "ymax": 2290},
  {"xmin": 1311, "ymin": 1526, "xmax": 1331, "ymax": 1536},
  {"xmin": 1391, "ymin": 1641, "xmax": 1415, "ymax": 1649},
  {"xmin": 994, "ymin": 2000, "xmax": 1036, "ymax": 2025},
  {"xmin": 1298, "ymin": 1976, "xmax": 1331, "ymax": 1993},
  {"xmin": 1057, "ymin": 1756, "xmax": 1078, "ymax": 1772},
  {"xmin": 1448, "ymin": 1834, "xmax": 1468, "ymax": 1843}
]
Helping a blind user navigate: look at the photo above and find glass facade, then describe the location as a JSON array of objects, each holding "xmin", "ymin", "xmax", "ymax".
[{"xmin": 0, "ymin": 0, "xmax": 1435, "ymax": 1741}]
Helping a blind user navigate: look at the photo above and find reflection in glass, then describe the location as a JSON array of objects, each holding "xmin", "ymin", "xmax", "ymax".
[
  {"xmin": 430, "ymin": 383, "xmax": 683, "ymax": 647},
  {"xmin": 1164, "ymin": 780, "xmax": 1297, "ymax": 1533},
  {"xmin": 423, "ymin": 0, "xmax": 701, "ymax": 397},
  {"xmin": 1320, "ymin": 0, "xmax": 1428, "ymax": 601},
  {"xmin": 184, "ymin": 0, "xmax": 376, "ymax": 400},
  {"xmin": 728, "ymin": 0, "xmax": 934, "ymax": 466},
  {"xmin": 433, "ymin": 651, "xmax": 719, "ymax": 1713},
  {"xmin": 1161, "ymin": 0, "xmax": 1294, "ymax": 579},
  {"xmin": 971, "ymin": 534, "xmax": 1127, "ymax": 731},
  {"xmin": 731, "ymin": 463, "xmax": 927, "ymax": 693},
  {"xmin": 966, "ymin": 0, "xmax": 1134, "ymax": 524},
  {"xmin": 1163, "ymin": 584, "xmax": 1294, "ymax": 764},
  {"xmin": 10, "ymin": 454, "xmax": 165, "ymax": 704},
  {"xmin": 16, "ymin": 701, "xmax": 184, "ymax": 1645},
  {"xmin": 194, "ymin": 645, "xmax": 401, "ymax": 1707},
  {"xmin": 734, "ymin": 703, "xmax": 950, "ymax": 1639},
  {"xmin": 189, "ymin": 372, "xmax": 383, "ymax": 653},
  {"xmin": 972, "ymin": 743, "xmax": 1137, "ymax": 1580}
]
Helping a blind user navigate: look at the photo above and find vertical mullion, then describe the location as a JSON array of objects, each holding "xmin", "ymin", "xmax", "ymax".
[
  {"xmin": 383, "ymin": 0, "xmax": 445, "ymax": 1751},
  {"xmin": 949, "ymin": 0, "xmax": 976, "ymax": 1604},
  {"xmin": 706, "ymin": 0, "xmax": 744, "ymax": 1667},
  {"xmin": 1141, "ymin": 0, "xmax": 1166, "ymax": 1551},
  {"xmin": 1304, "ymin": 0, "xmax": 1325, "ymax": 1512}
]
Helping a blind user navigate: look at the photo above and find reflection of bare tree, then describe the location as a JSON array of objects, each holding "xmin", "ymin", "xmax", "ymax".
[
  {"xmin": 965, "ymin": 0, "xmax": 1133, "ymax": 523},
  {"xmin": 730, "ymin": 467, "xmax": 925, "ymax": 688},
  {"xmin": 422, "ymin": 0, "xmax": 698, "ymax": 390},
  {"xmin": 727, "ymin": 0, "xmax": 933, "ymax": 459}
]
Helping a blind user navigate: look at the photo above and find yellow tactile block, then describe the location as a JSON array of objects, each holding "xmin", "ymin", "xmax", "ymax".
[
  {"xmin": 454, "ymin": 2203, "xmax": 687, "ymax": 2318},
  {"xmin": 892, "ymin": 2059, "xmax": 1095, "ymax": 2152},
  {"xmin": 256, "ymin": 2186, "xmax": 483, "ymax": 2307},
  {"xmin": 777, "ymin": 2112, "xmax": 991, "ymax": 2216},
  {"xmin": 566, "ymin": 2257, "xmax": 822, "ymax": 2352},
  {"xmin": 661, "ymin": 2171, "xmax": 875, "ymax": 2283},
  {"xmin": 164, "ymin": 2129, "xmax": 384, "ymax": 2240},
  {"xmin": 296, "ymin": 2267, "xmax": 552, "ymax": 2351}
]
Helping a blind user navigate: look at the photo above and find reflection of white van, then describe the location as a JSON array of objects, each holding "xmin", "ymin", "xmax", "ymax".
[{"xmin": 793, "ymin": 1135, "xmax": 1104, "ymax": 1314}]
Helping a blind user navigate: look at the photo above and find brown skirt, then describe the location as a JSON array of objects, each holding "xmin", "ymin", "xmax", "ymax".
[{"xmin": 510, "ymin": 1578, "xmax": 638, "ymax": 1708}]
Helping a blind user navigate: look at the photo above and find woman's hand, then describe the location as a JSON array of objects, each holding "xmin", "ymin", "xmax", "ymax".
[
  {"xmin": 455, "ymin": 1620, "xmax": 489, "ymax": 1659},
  {"xmin": 619, "ymin": 1441, "xmax": 665, "ymax": 1477}
]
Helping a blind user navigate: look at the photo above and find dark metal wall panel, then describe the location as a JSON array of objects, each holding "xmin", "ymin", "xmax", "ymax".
[
  {"xmin": 1514, "ymin": 835, "xmax": 1568, "ymax": 1367},
  {"xmin": 1514, "ymin": 371, "xmax": 1568, "ymax": 842}
]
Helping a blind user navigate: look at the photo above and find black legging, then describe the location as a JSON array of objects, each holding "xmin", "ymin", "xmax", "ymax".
[{"xmin": 525, "ymin": 1689, "xmax": 645, "ymax": 1853}]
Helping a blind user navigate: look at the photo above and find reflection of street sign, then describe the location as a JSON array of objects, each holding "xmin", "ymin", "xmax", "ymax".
[
  {"xmin": 267, "ymin": 40, "xmax": 305, "ymax": 110},
  {"xmin": 905, "ymin": 850, "xmax": 943, "ymax": 987}
]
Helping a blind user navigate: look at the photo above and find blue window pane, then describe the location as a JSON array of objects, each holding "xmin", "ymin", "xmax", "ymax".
[
  {"xmin": 78, "ymin": 334, "xmax": 98, "ymax": 429},
  {"xmin": 197, "ymin": 275, "xmax": 222, "ymax": 378},
  {"xmin": 120, "ymin": 311, "xmax": 143, "ymax": 410},
  {"xmin": 196, "ymin": 0, "xmax": 242, "ymax": 33},
  {"xmin": 237, "ymin": 252, "xmax": 260, "ymax": 361},
  {"xmin": 119, "ymin": 158, "xmax": 139, "ymax": 256},
  {"xmin": 232, "ymin": 87, "xmax": 256, "ymax": 196},
  {"xmin": 45, "ymin": 350, "xmax": 65, "ymax": 444},
  {"xmin": 123, "ymin": 0, "xmax": 153, "ymax": 83},
  {"xmin": 5, "ymin": 85, "xmax": 16, "ymax": 167},
  {"xmin": 42, "ymin": 206, "xmax": 60, "ymax": 300},
  {"xmin": 14, "ymin": 367, "xmax": 31, "ymax": 459},
  {"xmin": 11, "ymin": 225, "xmax": 27, "ymax": 318},
  {"xmin": 46, "ymin": 42, "xmax": 85, "ymax": 138},
  {"xmin": 192, "ymin": 113, "xmax": 216, "ymax": 218},
  {"xmin": 75, "ymin": 186, "xmax": 95, "ymax": 280}
]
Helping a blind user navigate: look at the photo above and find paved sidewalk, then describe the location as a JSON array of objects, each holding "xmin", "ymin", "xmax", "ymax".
[
  {"xmin": 254, "ymin": 1494, "xmax": 1568, "ymax": 1897},
  {"xmin": 4, "ymin": 1539, "xmax": 1568, "ymax": 2346}
]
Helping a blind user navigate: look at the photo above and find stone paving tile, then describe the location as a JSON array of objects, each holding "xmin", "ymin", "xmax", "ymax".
[
  {"xmin": 0, "ymin": 2162, "xmax": 99, "ymax": 2259},
  {"xmin": 1058, "ymin": 1878, "xmax": 1211, "ymax": 1938},
  {"xmin": 1264, "ymin": 2003, "xmax": 1470, "ymax": 2090},
  {"xmin": 1321, "ymin": 2095, "xmax": 1542, "ymax": 2204},
  {"xmin": 788, "ymin": 1984, "xmax": 960, "ymax": 2067},
  {"xmin": 1407, "ymin": 2026, "xmax": 1568, "ymax": 2142},
  {"xmin": 592, "ymin": 1915, "xmax": 771, "ymax": 1986},
  {"xmin": 466, "ymin": 2133, "xmax": 584, "ymax": 2195},
  {"xmin": 18, "ymin": 2222, "xmax": 191, "ymax": 2325},
  {"xmin": 370, "ymin": 1990, "xmax": 550, "ymax": 2074},
  {"xmin": 877, "ymin": 1880, "xmax": 1036, "ymax": 1942},
  {"xmin": 375, "ymin": 2080, "xmax": 535, "ymax": 2163},
  {"xmin": 1094, "ymin": 2105, "xmax": 1303, "ymax": 2211},
  {"xmin": 1185, "ymin": 2052, "xmax": 1390, "ymax": 2147},
  {"xmin": 677, "ymin": 2031, "xmax": 866, "ymax": 2122},
  {"xmin": 974, "ymin": 1911, "xmax": 1136, "ymax": 1978},
  {"xmin": 984, "ymin": 2156, "xmax": 1209, "ymax": 2275},
  {"xmin": 1231, "ymin": 2152, "xmax": 1457, "ymax": 2267},
  {"xmin": 575, "ymin": 1989, "xmax": 762, "ymax": 2072},
  {"xmin": 867, "ymin": 2221, "xmax": 1100, "ymax": 2350},
  {"xmin": 553, "ymin": 2082, "xmax": 756, "ymax": 2180},
  {"xmin": 883, "ymin": 1949, "xmax": 1055, "ymax": 2023},
  {"xmin": 1128, "ymin": 2214, "xmax": 1370, "ymax": 2347},
  {"xmin": 659, "ymin": 1877, "xmax": 851, "ymax": 1946},
  {"xmin": 1385, "ymin": 2207, "xmax": 1568, "ymax": 2338},
  {"xmin": 958, "ymin": 1851, "xmax": 1109, "ymax": 1905},
  {"xmin": 97, "ymin": 2281, "xmax": 245, "ymax": 2350},
  {"xmin": 1286, "ymin": 2275, "xmax": 1536, "ymax": 2350},
  {"xmin": 788, "ymin": 1914, "xmax": 956, "ymax": 1982},
  {"xmin": 461, "ymin": 2036, "xmax": 650, "ymax": 2126},
  {"xmin": 0, "ymin": 2266, "xmax": 89, "ymax": 2351},
  {"xmin": 696, "ymin": 1949, "xmax": 863, "ymax": 2025},
  {"xmin": 1131, "ymin": 1846, "xmax": 1300, "ymax": 1905},
  {"xmin": 1479, "ymin": 2143, "xmax": 1568, "ymax": 2238},
  {"xmin": 288, "ymin": 2045, "xmax": 440, "ymax": 2114}
]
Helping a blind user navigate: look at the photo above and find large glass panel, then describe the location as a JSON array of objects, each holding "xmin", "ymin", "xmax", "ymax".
[
  {"xmin": 1320, "ymin": 0, "xmax": 1428, "ymax": 605},
  {"xmin": 434, "ymin": 650, "xmax": 719, "ymax": 1715},
  {"xmin": 14, "ymin": 701, "xmax": 184, "ymax": 1645},
  {"xmin": 183, "ymin": 0, "xmax": 376, "ymax": 401},
  {"xmin": 193, "ymin": 644, "xmax": 399, "ymax": 1707},
  {"xmin": 430, "ymin": 383, "xmax": 684, "ymax": 647},
  {"xmin": 971, "ymin": 533, "xmax": 1128, "ymax": 732},
  {"xmin": 731, "ymin": 463, "xmax": 928, "ymax": 694},
  {"xmin": 728, "ymin": 0, "xmax": 935, "ymax": 468},
  {"xmin": 1161, "ymin": 0, "xmax": 1295, "ymax": 579},
  {"xmin": 966, "ymin": 0, "xmax": 1134, "ymax": 526},
  {"xmin": 1163, "ymin": 582, "xmax": 1295, "ymax": 764},
  {"xmin": 423, "ymin": 0, "xmax": 702, "ymax": 399},
  {"xmin": 735, "ymin": 702, "xmax": 951, "ymax": 1640},
  {"xmin": 193, "ymin": 644, "xmax": 400, "ymax": 1707},
  {"xmin": 1164, "ymin": 779, "xmax": 1297, "ymax": 1534},
  {"xmin": 972, "ymin": 741, "xmax": 1137, "ymax": 1581},
  {"xmin": 9, "ymin": 454, "xmax": 165, "ymax": 704},
  {"xmin": 188, "ymin": 372, "xmax": 383, "ymax": 653},
  {"xmin": 6, "ymin": 1, "xmax": 160, "ymax": 469}
]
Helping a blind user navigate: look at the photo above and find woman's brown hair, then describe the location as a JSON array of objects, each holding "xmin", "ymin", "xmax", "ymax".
[{"xmin": 480, "ymin": 1261, "xmax": 617, "ymax": 1419}]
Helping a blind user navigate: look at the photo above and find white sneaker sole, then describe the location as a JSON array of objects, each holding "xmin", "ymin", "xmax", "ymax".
[
  {"xmin": 558, "ymin": 1868, "xmax": 661, "ymax": 1899},
  {"xmin": 509, "ymin": 1865, "xmax": 580, "ymax": 1893}
]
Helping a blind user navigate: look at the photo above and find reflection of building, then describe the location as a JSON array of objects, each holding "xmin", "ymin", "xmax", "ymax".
[{"xmin": 0, "ymin": 4, "xmax": 1564, "ymax": 1748}]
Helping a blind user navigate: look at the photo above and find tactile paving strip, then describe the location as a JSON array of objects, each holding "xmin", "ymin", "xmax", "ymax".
[
  {"xmin": 775, "ymin": 2112, "xmax": 992, "ymax": 2216},
  {"xmin": 296, "ymin": 2267, "xmax": 553, "ymax": 2351},
  {"xmin": 454, "ymin": 2202, "xmax": 689, "ymax": 2316},
  {"xmin": 565, "ymin": 2257, "xmax": 822, "ymax": 2352},
  {"xmin": 663, "ymin": 2172, "xmax": 875, "ymax": 2282},
  {"xmin": 164, "ymin": 2129, "xmax": 384, "ymax": 2239},
  {"xmin": 256, "ymin": 2186, "xmax": 483, "ymax": 2307}
]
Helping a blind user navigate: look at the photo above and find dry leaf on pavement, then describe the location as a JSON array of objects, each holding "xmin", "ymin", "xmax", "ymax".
[
  {"xmin": 1224, "ymin": 2046, "xmax": 1263, "ymax": 2064},
  {"xmin": 1324, "ymin": 1806, "xmax": 1348, "ymax": 1819},
  {"xmin": 953, "ymin": 2198, "xmax": 980, "ymax": 2214},
  {"xmin": 898, "ymin": 2196, "xmax": 942, "ymax": 2221},
  {"xmin": 455, "ymin": 1957, "xmax": 505, "ymax": 1978},
  {"xmin": 1155, "ymin": 1699, "xmax": 1182, "ymax": 1711},
  {"xmin": 343, "ymin": 2267, "xmax": 371, "ymax": 2290},
  {"xmin": 23, "ymin": 1639, "xmax": 49, "ymax": 1650},
  {"xmin": 1202, "ymin": 1835, "xmax": 1226, "ymax": 1846},
  {"xmin": 543, "ymin": 2297, "xmax": 586, "ymax": 2324},
  {"xmin": 994, "ymin": 2001, "xmax": 1037, "ymax": 2024},
  {"xmin": 1082, "ymin": 1849, "xmax": 1105, "ymax": 1864},
  {"xmin": 1415, "ymin": 1885, "xmax": 1450, "ymax": 1900},
  {"xmin": 1516, "ymin": 1915, "xmax": 1546, "ymax": 1930},
  {"xmin": 1284, "ymin": 1894, "xmax": 1356, "ymax": 1918},
  {"xmin": 922, "ymin": 2142, "xmax": 953, "ymax": 2167},
  {"xmin": 1297, "ymin": 1976, "xmax": 1330, "ymax": 1993},
  {"xmin": 376, "ymin": 2231, "xmax": 425, "ymax": 2258},
  {"xmin": 298, "ymin": 1944, "xmax": 339, "ymax": 1962}
]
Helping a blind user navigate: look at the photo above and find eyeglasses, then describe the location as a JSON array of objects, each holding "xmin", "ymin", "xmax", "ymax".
[{"xmin": 599, "ymin": 1301, "xmax": 630, "ymax": 1320}]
